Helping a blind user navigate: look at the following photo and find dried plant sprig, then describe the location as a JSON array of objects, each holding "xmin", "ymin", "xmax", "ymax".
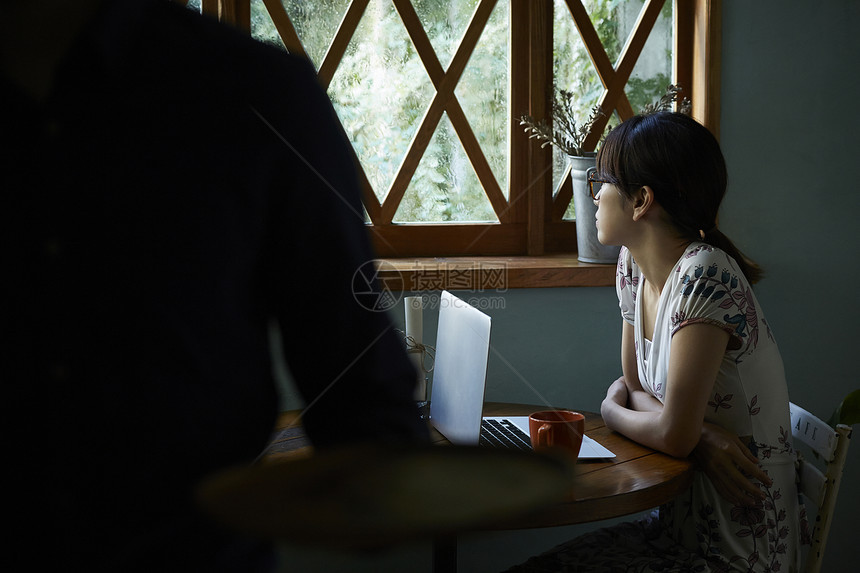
[
  {"xmin": 519, "ymin": 89, "xmax": 605, "ymax": 156},
  {"xmin": 642, "ymin": 84, "xmax": 692, "ymax": 115},
  {"xmin": 519, "ymin": 116, "xmax": 556, "ymax": 151}
]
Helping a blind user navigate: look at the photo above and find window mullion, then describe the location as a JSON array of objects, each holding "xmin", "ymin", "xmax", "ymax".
[
  {"xmin": 509, "ymin": 0, "xmax": 532, "ymax": 230},
  {"xmin": 674, "ymin": 0, "xmax": 693, "ymax": 108},
  {"xmin": 690, "ymin": 0, "xmax": 721, "ymax": 138},
  {"xmin": 525, "ymin": 0, "xmax": 553, "ymax": 255}
]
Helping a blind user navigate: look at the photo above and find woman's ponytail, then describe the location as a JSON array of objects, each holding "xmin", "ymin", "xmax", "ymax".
[{"xmin": 701, "ymin": 228, "xmax": 763, "ymax": 284}]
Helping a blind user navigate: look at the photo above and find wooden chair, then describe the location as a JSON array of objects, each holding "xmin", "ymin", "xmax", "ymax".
[{"xmin": 789, "ymin": 402, "xmax": 852, "ymax": 573}]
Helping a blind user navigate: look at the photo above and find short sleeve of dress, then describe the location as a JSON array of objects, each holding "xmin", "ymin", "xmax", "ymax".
[
  {"xmin": 616, "ymin": 246, "xmax": 636, "ymax": 325},
  {"xmin": 668, "ymin": 244, "xmax": 751, "ymax": 352}
]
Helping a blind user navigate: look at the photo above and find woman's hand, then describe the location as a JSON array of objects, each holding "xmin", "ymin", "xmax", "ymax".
[
  {"xmin": 605, "ymin": 376, "xmax": 629, "ymax": 406},
  {"xmin": 693, "ymin": 422, "xmax": 773, "ymax": 506},
  {"xmin": 600, "ymin": 377, "xmax": 629, "ymax": 428}
]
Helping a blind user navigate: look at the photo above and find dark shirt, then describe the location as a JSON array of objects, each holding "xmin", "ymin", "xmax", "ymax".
[{"xmin": 2, "ymin": 1, "xmax": 426, "ymax": 569}]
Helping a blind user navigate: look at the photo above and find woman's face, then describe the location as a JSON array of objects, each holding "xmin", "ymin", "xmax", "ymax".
[{"xmin": 593, "ymin": 183, "xmax": 631, "ymax": 247}]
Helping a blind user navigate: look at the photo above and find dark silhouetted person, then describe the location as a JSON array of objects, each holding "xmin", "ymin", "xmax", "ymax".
[{"xmin": 2, "ymin": 1, "xmax": 427, "ymax": 570}]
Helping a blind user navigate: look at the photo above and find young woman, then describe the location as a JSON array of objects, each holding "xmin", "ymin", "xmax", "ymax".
[{"xmin": 507, "ymin": 112, "xmax": 807, "ymax": 572}]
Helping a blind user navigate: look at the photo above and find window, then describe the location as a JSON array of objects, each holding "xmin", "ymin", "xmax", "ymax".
[{"xmin": 181, "ymin": 0, "xmax": 720, "ymax": 260}]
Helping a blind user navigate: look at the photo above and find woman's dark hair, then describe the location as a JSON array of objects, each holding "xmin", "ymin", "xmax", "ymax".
[{"xmin": 596, "ymin": 111, "xmax": 763, "ymax": 283}]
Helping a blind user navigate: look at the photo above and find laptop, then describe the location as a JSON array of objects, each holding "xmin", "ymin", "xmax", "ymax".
[{"xmin": 428, "ymin": 291, "xmax": 614, "ymax": 459}]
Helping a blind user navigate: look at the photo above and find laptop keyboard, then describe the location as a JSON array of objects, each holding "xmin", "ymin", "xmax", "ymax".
[{"xmin": 480, "ymin": 418, "xmax": 533, "ymax": 451}]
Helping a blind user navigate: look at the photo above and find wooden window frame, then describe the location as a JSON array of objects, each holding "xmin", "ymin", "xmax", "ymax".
[{"xmin": 191, "ymin": 0, "xmax": 721, "ymax": 287}]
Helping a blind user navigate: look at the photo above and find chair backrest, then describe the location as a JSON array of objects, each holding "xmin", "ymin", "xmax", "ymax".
[{"xmin": 789, "ymin": 402, "xmax": 852, "ymax": 573}]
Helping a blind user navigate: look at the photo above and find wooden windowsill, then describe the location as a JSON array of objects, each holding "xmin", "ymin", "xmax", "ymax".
[{"xmin": 376, "ymin": 254, "xmax": 615, "ymax": 291}]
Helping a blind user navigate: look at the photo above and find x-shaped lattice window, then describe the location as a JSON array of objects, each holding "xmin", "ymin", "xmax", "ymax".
[
  {"xmin": 184, "ymin": 0, "xmax": 712, "ymax": 258},
  {"xmin": 260, "ymin": 0, "xmax": 666, "ymax": 224}
]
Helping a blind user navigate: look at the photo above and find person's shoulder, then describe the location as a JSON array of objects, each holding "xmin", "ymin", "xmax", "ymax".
[
  {"xmin": 141, "ymin": 0, "xmax": 319, "ymax": 113},
  {"xmin": 616, "ymin": 246, "xmax": 640, "ymax": 291},
  {"xmin": 617, "ymin": 245, "xmax": 634, "ymax": 271},
  {"xmin": 149, "ymin": 0, "xmax": 310, "ymax": 75},
  {"xmin": 674, "ymin": 243, "xmax": 748, "ymax": 289},
  {"xmin": 677, "ymin": 242, "xmax": 734, "ymax": 270}
]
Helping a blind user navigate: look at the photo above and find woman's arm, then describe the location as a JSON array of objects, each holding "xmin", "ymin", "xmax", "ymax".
[
  {"xmin": 619, "ymin": 321, "xmax": 662, "ymax": 412},
  {"xmin": 602, "ymin": 322, "xmax": 730, "ymax": 458},
  {"xmin": 612, "ymin": 320, "xmax": 769, "ymax": 500}
]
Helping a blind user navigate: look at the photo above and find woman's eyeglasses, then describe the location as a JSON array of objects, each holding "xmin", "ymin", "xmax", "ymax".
[
  {"xmin": 587, "ymin": 171, "xmax": 643, "ymax": 199},
  {"xmin": 587, "ymin": 171, "xmax": 606, "ymax": 200}
]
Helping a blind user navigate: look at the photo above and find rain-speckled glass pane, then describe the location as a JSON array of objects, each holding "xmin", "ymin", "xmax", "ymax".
[
  {"xmin": 555, "ymin": 0, "xmax": 673, "ymax": 220},
  {"xmin": 251, "ymin": 0, "xmax": 351, "ymax": 66},
  {"xmin": 395, "ymin": 113, "xmax": 498, "ymax": 223},
  {"xmin": 626, "ymin": 1, "xmax": 674, "ymax": 114},
  {"xmin": 325, "ymin": 0, "xmax": 434, "ymax": 203},
  {"xmin": 250, "ymin": 0, "xmax": 286, "ymax": 52},
  {"xmin": 412, "ymin": 0, "xmax": 478, "ymax": 69},
  {"xmin": 455, "ymin": 0, "xmax": 509, "ymax": 201}
]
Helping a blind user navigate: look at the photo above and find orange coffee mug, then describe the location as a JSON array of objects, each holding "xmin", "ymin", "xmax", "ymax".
[{"xmin": 528, "ymin": 410, "xmax": 585, "ymax": 459}]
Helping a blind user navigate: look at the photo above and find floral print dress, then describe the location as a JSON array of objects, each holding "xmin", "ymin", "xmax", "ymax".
[{"xmin": 506, "ymin": 244, "xmax": 807, "ymax": 573}]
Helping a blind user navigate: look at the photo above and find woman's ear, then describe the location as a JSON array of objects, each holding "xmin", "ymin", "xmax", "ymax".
[{"xmin": 631, "ymin": 185, "xmax": 656, "ymax": 222}]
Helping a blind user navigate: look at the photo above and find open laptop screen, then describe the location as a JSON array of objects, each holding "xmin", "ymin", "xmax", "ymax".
[{"xmin": 428, "ymin": 291, "xmax": 491, "ymax": 445}]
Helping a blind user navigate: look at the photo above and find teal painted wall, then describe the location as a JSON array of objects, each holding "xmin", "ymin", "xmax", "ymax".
[
  {"xmin": 718, "ymin": 1, "xmax": 860, "ymax": 569},
  {"xmin": 277, "ymin": 1, "xmax": 859, "ymax": 570}
]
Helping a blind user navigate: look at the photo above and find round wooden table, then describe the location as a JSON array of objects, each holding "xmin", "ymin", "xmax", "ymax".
[
  {"xmin": 473, "ymin": 402, "xmax": 695, "ymax": 528},
  {"xmin": 264, "ymin": 402, "xmax": 695, "ymax": 528},
  {"xmin": 261, "ymin": 402, "xmax": 695, "ymax": 572}
]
